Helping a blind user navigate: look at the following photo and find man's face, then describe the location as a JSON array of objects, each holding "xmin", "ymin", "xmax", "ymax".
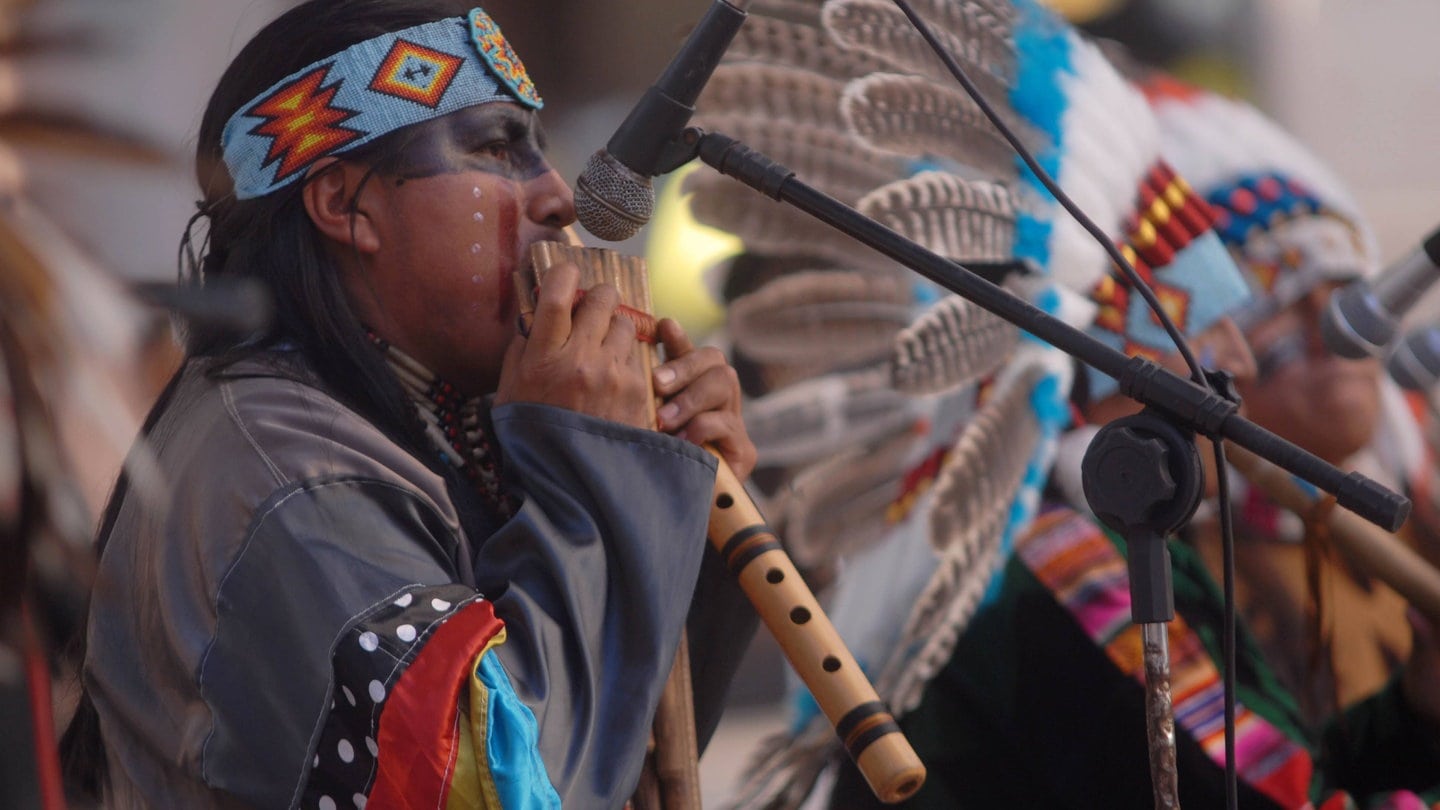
[
  {"xmin": 1238, "ymin": 281, "xmax": 1382, "ymax": 464},
  {"xmin": 348, "ymin": 102, "xmax": 575, "ymax": 395}
]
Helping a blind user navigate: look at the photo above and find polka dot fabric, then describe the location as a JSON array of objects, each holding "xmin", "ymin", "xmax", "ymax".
[{"xmin": 300, "ymin": 583, "xmax": 481, "ymax": 809}]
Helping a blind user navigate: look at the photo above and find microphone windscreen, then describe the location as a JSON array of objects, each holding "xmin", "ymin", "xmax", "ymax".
[
  {"xmin": 574, "ymin": 150, "xmax": 654, "ymax": 241},
  {"xmin": 1321, "ymin": 282, "xmax": 1396, "ymax": 359},
  {"xmin": 1387, "ymin": 326, "xmax": 1440, "ymax": 392}
]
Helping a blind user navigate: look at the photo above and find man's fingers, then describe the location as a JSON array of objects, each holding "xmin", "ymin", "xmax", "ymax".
[
  {"xmin": 570, "ymin": 283, "xmax": 622, "ymax": 347},
  {"xmin": 529, "ymin": 263, "xmax": 580, "ymax": 350},
  {"xmin": 654, "ymin": 344, "xmax": 729, "ymax": 398},
  {"xmin": 657, "ymin": 318, "xmax": 695, "ymax": 358},
  {"xmin": 677, "ymin": 411, "xmax": 758, "ymax": 481},
  {"xmin": 492, "ymin": 332, "xmax": 530, "ymax": 406},
  {"xmin": 656, "ymin": 364, "xmax": 740, "ymax": 430},
  {"xmin": 601, "ymin": 307, "xmax": 639, "ymax": 362}
]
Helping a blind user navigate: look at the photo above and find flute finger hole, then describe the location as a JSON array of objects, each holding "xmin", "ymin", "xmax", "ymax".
[
  {"xmin": 715, "ymin": 493, "xmax": 734, "ymax": 509},
  {"xmin": 765, "ymin": 568, "xmax": 784, "ymax": 584},
  {"xmin": 789, "ymin": 606, "xmax": 811, "ymax": 625},
  {"xmin": 822, "ymin": 656, "xmax": 841, "ymax": 673}
]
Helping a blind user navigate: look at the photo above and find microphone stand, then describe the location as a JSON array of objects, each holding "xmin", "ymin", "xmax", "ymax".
[
  {"xmin": 1081, "ymin": 408, "xmax": 1209, "ymax": 809},
  {"xmin": 659, "ymin": 128, "xmax": 1410, "ymax": 808}
]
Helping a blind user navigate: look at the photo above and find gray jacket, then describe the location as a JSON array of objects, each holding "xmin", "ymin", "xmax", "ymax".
[{"xmin": 85, "ymin": 353, "xmax": 744, "ymax": 808}]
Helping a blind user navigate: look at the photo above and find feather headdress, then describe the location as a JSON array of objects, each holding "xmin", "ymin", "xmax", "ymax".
[{"xmin": 680, "ymin": 2, "xmax": 1255, "ymax": 807}]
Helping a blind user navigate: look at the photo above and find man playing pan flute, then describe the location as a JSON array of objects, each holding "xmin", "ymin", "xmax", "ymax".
[{"xmin": 61, "ymin": 2, "xmax": 757, "ymax": 807}]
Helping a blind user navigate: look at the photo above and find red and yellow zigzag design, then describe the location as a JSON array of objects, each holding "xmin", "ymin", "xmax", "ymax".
[{"xmin": 248, "ymin": 66, "xmax": 362, "ymax": 184}]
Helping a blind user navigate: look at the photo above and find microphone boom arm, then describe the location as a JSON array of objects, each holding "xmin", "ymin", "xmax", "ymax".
[{"xmin": 683, "ymin": 128, "xmax": 1410, "ymax": 532}]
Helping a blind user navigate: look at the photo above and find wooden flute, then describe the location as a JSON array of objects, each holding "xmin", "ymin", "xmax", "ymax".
[
  {"xmin": 1225, "ymin": 441, "xmax": 1440, "ymax": 624},
  {"xmin": 520, "ymin": 241, "xmax": 927, "ymax": 805}
]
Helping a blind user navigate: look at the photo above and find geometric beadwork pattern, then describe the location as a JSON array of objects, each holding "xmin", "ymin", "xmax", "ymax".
[
  {"xmin": 248, "ymin": 66, "xmax": 363, "ymax": 184},
  {"xmin": 369, "ymin": 40, "xmax": 464, "ymax": 108},
  {"xmin": 222, "ymin": 11, "xmax": 543, "ymax": 199},
  {"xmin": 1079, "ymin": 159, "xmax": 1253, "ymax": 399},
  {"xmin": 1205, "ymin": 172, "xmax": 1330, "ymax": 294},
  {"xmin": 1207, "ymin": 173, "xmax": 1324, "ymax": 255},
  {"xmin": 468, "ymin": 8, "xmax": 541, "ymax": 109},
  {"xmin": 1090, "ymin": 160, "xmax": 1227, "ymax": 342}
]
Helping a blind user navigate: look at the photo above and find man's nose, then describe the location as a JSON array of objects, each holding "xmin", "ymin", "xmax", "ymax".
[{"xmin": 527, "ymin": 167, "xmax": 577, "ymax": 228}]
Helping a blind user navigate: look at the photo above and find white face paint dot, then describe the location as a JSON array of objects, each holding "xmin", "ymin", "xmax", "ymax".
[
  {"xmin": 473, "ymin": 211, "xmax": 485, "ymax": 222},
  {"xmin": 472, "ymin": 186, "xmax": 482, "ymax": 198},
  {"xmin": 354, "ymin": 796, "xmax": 368, "ymax": 809},
  {"xmin": 337, "ymin": 739, "xmax": 355, "ymax": 763},
  {"xmin": 366, "ymin": 737, "xmax": 379, "ymax": 757},
  {"xmin": 393, "ymin": 593, "xmax": 413, "ymax": 608},
  {"xmin": 396, "ymin": 624, "xmax": 417, "ymax": 643},
  {"xmin": 368, "ymin": 680, "xmax": 386, "ymax": 703},
  {"xmin": 431, "ymin": 598, "xmax": 452, "ymax": 612},
  {"xmin": 342, "ymin": 685, "xmax": 356, "ymax": 706},
  {"xmin": 319, "ymin": 797, "xmax": 336, "ymax": 810},
  {"xmin": 358, "ymin": 631, "xmax": 379, "ymax": 652},
  {"xmin": 470, "ymin": 243, "xmax": 482, "ymax": 255}
]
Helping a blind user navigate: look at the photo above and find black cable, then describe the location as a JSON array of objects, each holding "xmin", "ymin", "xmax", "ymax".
[
  {"xmin": 1214, "ymin": 440, "xmax": 1239, "ymax": 810},
  {"xmin": 889, "ymin": 2, "xmax": 1242, "ymax": 806}
]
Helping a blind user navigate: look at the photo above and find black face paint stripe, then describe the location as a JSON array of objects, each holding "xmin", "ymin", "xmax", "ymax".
[{"xmin": 378, "ymin": 105, "xmax": 551, "ymax": 182}]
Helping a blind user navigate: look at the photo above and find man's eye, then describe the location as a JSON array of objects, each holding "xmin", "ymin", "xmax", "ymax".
[{"xmin": 479, "ymin": 142, "xmax": 509, "ymax": 159}]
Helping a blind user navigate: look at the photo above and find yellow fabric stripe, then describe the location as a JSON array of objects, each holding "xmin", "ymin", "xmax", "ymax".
[{"xmin": 445, "ymin": 628, "xmax": 509, "ymax": 810}]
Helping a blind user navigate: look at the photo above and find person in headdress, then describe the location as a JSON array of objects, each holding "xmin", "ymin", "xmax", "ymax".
[
  {"xmin": 1142, "ymin": 76, "xmax": 1440, "ymax": 728},
  {"xmin": 59, "ymin": 1, "xmax": 758, "ymax": 807},
  {"xmin": 840, "ymin": 82, "xmax": 1440, "ymax": 810}
]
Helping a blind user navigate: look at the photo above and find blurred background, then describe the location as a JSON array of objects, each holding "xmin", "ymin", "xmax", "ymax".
[{"xmin": 1, "ymin": 0, "xmax": 1438, "ymax": 806}]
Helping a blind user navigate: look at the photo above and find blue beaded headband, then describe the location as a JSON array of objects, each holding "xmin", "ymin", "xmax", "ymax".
[{"xmin": 221, "ymin": 8, "xmax": 542, "ymax": 200}]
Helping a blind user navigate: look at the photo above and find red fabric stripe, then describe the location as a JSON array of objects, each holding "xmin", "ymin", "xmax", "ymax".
[
  {"xmin": 368, "ymin": 599, "xmax": 505, "ymax": 810},
  {"xmin": 22, "ymin": 601, "xmax": 66, "ymax": 810}
]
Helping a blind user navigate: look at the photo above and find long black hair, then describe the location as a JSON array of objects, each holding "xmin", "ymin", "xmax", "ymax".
[{"xmin": 62, "ymin": 0, "xmax": 482, "ymax": 793}]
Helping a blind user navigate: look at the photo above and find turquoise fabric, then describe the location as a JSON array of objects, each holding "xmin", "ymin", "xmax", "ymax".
[{"xmin": 478, "ymin": 649, "xmax": 561, "ymax": 809}]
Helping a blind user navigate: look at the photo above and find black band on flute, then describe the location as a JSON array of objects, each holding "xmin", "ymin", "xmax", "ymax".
[
  {"xmin": 847, "ymin": 717, "xmax": 902, "ymax": 760},
  {"xmin": 720, "ymin": 524, "xmax": 781, "ymax": 574},
  {"xmin": 836, "ymin": 701, "xmax": 900, "ymax": 760}
]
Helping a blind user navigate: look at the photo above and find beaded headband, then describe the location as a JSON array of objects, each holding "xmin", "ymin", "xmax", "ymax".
[
  {"xmin": 1145, "ymin": 79, "xmax": 1376, "ymax": 329},
  {"xmin": 221, "ymin": 8, "xmax": 541, "ymax": 200},
  {"xmin": 1080, "ymin": 164, "xmax": 1253, "ymax": 401},
  {"xmin": 1207, "ymin": 173, "xmax": 1367, "ymax": 327}
]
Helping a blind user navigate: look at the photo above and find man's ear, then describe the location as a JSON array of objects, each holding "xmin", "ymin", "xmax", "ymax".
[{"xmin": 301, "ymin": 158, "xmax": 381, "ymax": 253}]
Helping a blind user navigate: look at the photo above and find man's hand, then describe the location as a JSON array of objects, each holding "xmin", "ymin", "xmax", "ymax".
[
  {"xmin": 652, "ymin": 319, "xmax": 757, "ymax": 481},
  {"xmin": 495, "ymin": 263, "xmax": 651, "ymax": 427}
]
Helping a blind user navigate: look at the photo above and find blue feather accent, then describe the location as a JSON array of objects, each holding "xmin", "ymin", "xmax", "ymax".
[
  {"xmin": 981, "ymin": 369, "xmax": 1071, "ymax": 604},
  {"xmin": 1021, "ymin": 286, "xmax": 1063, "ymax": 345},
  {"xmin": 1008, "ymin": 0, "xmax": 1072, "ymax": 269}
]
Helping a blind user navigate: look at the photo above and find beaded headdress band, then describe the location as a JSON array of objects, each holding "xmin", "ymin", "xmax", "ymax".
[
  {"xmin": 1144, "ymin": 78, "xmax": 1376, "ymax": 327},
  {"xmin": 221, "ymin": 8, "xmax": 541, "ymax": 200}
]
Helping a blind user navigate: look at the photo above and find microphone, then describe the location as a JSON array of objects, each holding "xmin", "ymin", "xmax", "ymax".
[
  {"xmin": 1386, "ymin": 324, "xmax": 1440, "ymax": 392},
  {"xmin": 574, "ymin": 0, "xmax": 751, "ymax": 241},
  {"xmin": 1321, "ymin": 225, "xmax": 1440, "ymax": 358}
]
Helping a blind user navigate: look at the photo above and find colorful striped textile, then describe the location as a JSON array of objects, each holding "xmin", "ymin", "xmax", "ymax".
[{"xmin": 1017, "ymin": 508, "xmax": 1312, "ymax": 807}]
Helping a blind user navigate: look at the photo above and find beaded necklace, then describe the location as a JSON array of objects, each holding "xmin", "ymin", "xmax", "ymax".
[{"xmin": 370, "ymin": 334, "xmax": 516, "ymax": 519}]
